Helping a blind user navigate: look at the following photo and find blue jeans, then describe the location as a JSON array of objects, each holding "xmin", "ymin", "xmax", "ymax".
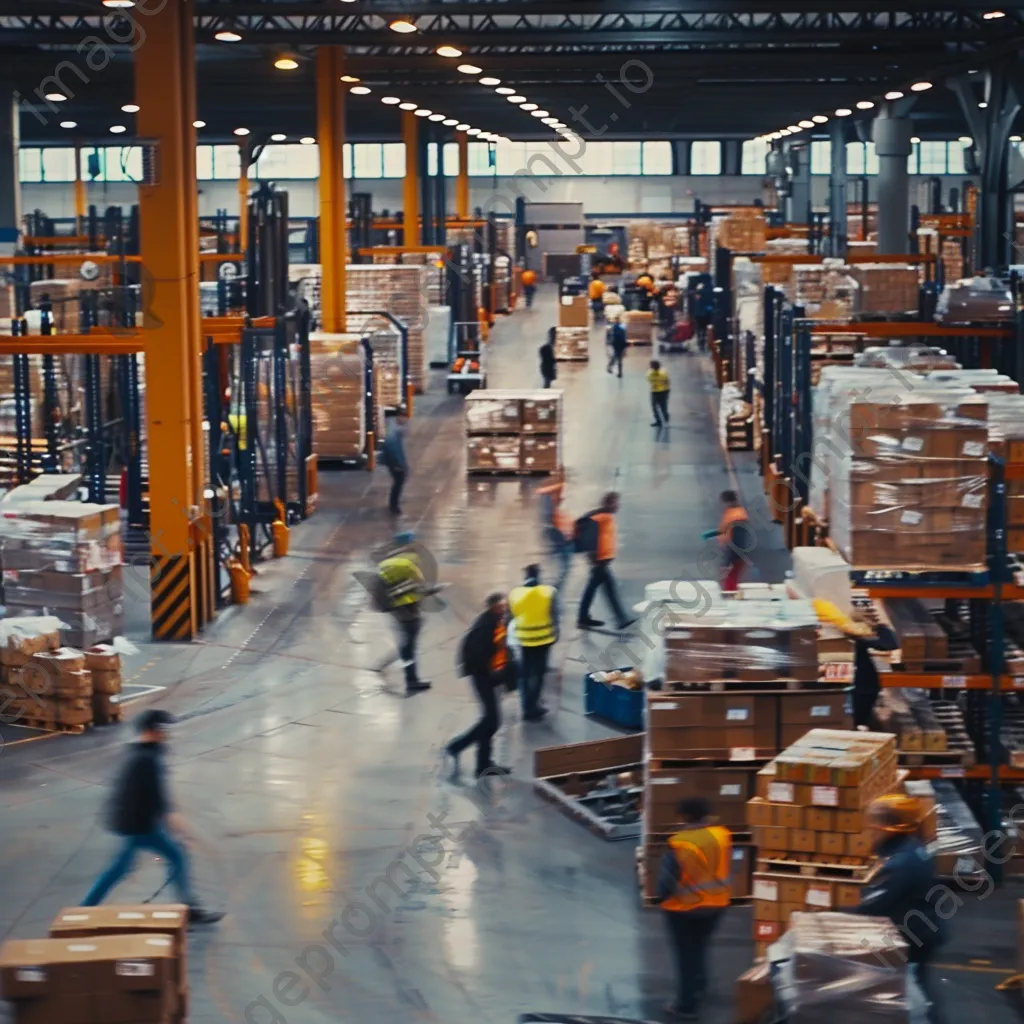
[
  {"xmin": 83, "ymin": 823, "xmax": 193, "ymax": 906},
  {"xmin": 545, "ymin": 526, "xmax": 572, "ymax": 592},
  {"xmin": 519, "ymin": 644, "xmax": 551, "ymax": 718}
]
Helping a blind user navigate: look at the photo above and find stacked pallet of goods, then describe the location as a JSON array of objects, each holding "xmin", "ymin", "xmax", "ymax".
[
  {"xmin": 553, "ymin": 326, "xmax": 589, "ymax": 362},
  {"xmin": 308, "ymin": 333, "xmax": 370, "ymax": 462},
  {"xmin": 748, "ymin": 729, "xmax": 913, "ymax": 957},
  {"xmin": 847, "ymin": 264, "xmax": 920, "ymax": 317},
  {"xmin": 624, "ymin": 310, "xmax": 654, "ymax": 346},
  {"xmin": 637, "ymin": 595, "xmax": 851, "ymax": 906},
  {"xmin": 465, "ymin": 390, "xmax": 562, "ymax": 475},
  {"xmin": 715, "ymin": 209, "xmax": 767, "ymax": 253}
]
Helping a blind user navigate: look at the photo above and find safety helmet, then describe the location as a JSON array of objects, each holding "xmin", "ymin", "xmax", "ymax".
[
  {"xmin": 868, "ymin": 794, "xmax": 923, "ymax": 834},
  {"xmin": 394, "ymin": 530, "xmax": 416, "ymax": 546}
]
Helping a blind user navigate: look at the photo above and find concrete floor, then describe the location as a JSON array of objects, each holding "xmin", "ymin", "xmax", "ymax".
[{"xmin": 1, "ymin": 285, "xmax": 1022, "ymax": 1024}]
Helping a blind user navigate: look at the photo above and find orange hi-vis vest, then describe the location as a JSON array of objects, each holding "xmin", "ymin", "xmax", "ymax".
[
  {"xmin": 490, "ymin": 621, "xmax": 508, "ymax": 675},
  {"xmin": 592, "ymin": 511, "xmax": 617, "ymax": 561},
  {"xmin": 661, "ymin": 825, "xmax": 732, "ymax": 912},
  {"xmin": 719, "ymin": 506, "xmax": 748, "ymax": 548},
  {"xmin": 522, "ymin": 270, "xmax": 537, "ymax": 287}
]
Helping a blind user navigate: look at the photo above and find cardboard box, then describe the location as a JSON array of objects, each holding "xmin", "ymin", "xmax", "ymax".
[
  {"xmin": 534, "ymin": 734, "xmax": 643, "ymax": 778},
  {"xmin": 775, "ymin": 803, "xmax": 805, "ymax": 830},
  {"xmin": 816, "ymin": 831, "xmax": 845, "ymax": 856},
  {"xmin": 805, "ymin": 807, "xmax": 835, "ymax": 831},
  {"xmin": 734, "ymin": 962, "xmax": 773, "ymax": 1024},
  {"xmin": 558, "ymin": 294, "xmax": 590, "ymax": 328},
  {"xmin": 755, "ymin": 826, "xmax": 789, "ymax": 852},
  {"xmin": 847, "ymin": 832, "xmax": 873, "ymax": 858}
]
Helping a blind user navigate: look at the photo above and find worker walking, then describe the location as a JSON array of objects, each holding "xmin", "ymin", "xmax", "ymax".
[
  {"xmin": 82, "ymin": 709, "xmax": 224, "ymax": 924},
  {"xmin": 380, "ymin": 412, "xmax": 409, "ymax": 516},
  {"xmin": 537, "ymin": 472, "xmax": 574, "ymax": 592},
  {"xmin": 446, "ymin": 593, "xmax": 512, "ymax": 780},
  {"xmin": 657, "ymin": 796, "xmax": 731, "ymax": 1020},
  {"xmin": 607, "ymin": 317, "xmax": 628, "ymax": 378},
  {"xmin": 540, "ymin": 328, "xmax": 557, "ymax": 389},
  {"xmin": 704, "ymin": 490, "xmax": 753, "ymax": 593},
  {"xmin": 376, "ymin": 532, "xmax": 433, "ymax": 694},
  {"xmin": 521, "ymin": 267, "xmax": 538, "ymax": 308},
  {"xmin": 510, "ymin": 564, "xmax": 558, "ymax": 722},
  {"xmin": 855, "ymin": 795, "xmax": 948, "ymax": 1024},
  {"xmin": 693, "ymin": 282, "xmax": 714, "ymax": 351},
  {"xmin": 576, "ymin": 491, "xmax": 634, "ymax": 632},
  {"xmin": 588, "ymin": 275, "xmax": 606, "ymax": 321},
  {"xmin": 648, "ymin": 359, "xmax": 671, "ymax": 428}
]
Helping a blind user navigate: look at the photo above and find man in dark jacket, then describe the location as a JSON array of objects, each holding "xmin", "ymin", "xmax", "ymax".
[
  {"xmin": 851, "ymin": 621, "xmax": 899, "ymax": 727},
  {"xmin": 607, "ymin": 319, "xmax": 628, "ymax": 377},
  {"xmin": 380, "ymin": 412, "xmax": 409, "ymax": 516},
  {"xmin": 83, "ymin": 709, "xmax": 223, "ymax": 923},
  {"xmin": 540, "ymin": 329, "xmax": 557, "ymax": 389},
  {"xmin": 445, "ymin": 593, "xmax": 511, "ymax": 780},
  {"xmin": 855, "ymin": 795, "xmax": 948, "ymax": 1024}
]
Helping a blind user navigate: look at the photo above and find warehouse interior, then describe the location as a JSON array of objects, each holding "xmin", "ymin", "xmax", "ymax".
[{"xmin": 4, "ymin": 2, "xmax": 1024, "ymax": 1023}]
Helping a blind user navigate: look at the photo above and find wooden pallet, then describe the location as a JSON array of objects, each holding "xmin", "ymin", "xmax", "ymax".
[
  {"xmin": 648, "ymin": 751, "xmax": 775, "ymax": 771},
  {"xmin": 756, "ymin": 856, "xmax": 876, "ymax": 881},
  {"xmin": 554, "ymin": 355, "xmax": 590, "ymax": 362},
  {"xmin": 897, "ymin": 748, "xmax": 971, "ymax": 767},
  {"xmin": 532, "ymin": 776, "xmax": 642, "ymax": 841},
  {"xmin": 661, "ymin": 678, "xmax": 838, "ymax": 693},
  {"xmin": 467, "ymin": 468, "xmax": 557, "ymax": 477},
  {"xmin": 14, "ymin": 718, "xmax": 88, "ymax": 735},
  {"xmin": 893, "ymin": 656, "xmax": 982, "ymax": 674}
]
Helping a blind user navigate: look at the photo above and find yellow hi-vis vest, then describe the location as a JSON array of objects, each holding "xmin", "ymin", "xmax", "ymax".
[
  {"xmin": 661, "ymin": 825, "xmax": 732, "ymax": 912},
  {"xmin": 378, "ymin": 554, "xmax": 424, "ymax": 607},
  {"xmin": 509, "ymin": 584, "xmax": 556, "ymax": 647}
]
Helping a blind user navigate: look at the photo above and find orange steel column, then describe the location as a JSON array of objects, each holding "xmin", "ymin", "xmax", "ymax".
[
  {"xmin": 237, "ymin": 140, "xmax": 250, "ymax": 254},
  {"xmin": 456, "ymin": 130, "xmax": 469, "ymax": 219},
  {"xmin": 135, "ymin": 0, "xmax": 203, "ymax": 641},
  {"xmin": 402, "ymin": 110, "xmax": 419, "ymax": 247},
  {"xmin": 317, "ymin": 46, "xmax": 348, "ymax": 333},
  {"xmin": 73, "ymin": 141, "xmax": 86, "ymax": 228}
]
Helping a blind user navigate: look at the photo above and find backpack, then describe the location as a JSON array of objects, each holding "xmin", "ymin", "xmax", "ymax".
[{"xmin": 573, "ymin": 512, "xmax": 600, "ymax": 555}]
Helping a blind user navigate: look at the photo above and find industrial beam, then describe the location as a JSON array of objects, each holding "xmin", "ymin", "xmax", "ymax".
[
  {"xmin": 135, "ymin": 0, "xmax": 204, "ymax": 642},
  {"xmin": 402, "ymin": 110, "xmax": 419, "ymax": 249},
  {"xmin": 317, "ymin": 46, "xmax": 348, "ymax": 333},
  {"xmin": 456, "ymin": 131, "xmax": 469, "ymax": 220}
]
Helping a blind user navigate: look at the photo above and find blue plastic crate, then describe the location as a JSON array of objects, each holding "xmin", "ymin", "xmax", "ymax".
[{"xmin": 584, "ymin": 672, "xmax": 644, "ymax": 730}]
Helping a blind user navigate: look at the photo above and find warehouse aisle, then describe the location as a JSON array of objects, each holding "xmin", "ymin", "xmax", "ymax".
[{"xmin": 1, "ymin": 286, "xmax": 1016, "ymax": 1024}]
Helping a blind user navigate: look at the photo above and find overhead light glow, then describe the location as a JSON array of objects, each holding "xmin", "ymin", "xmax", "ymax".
[
  {"xmin": 787, "ymin": 124, "xmax": 802, "ymax": 132},
  {"xmin": 271, "ymin": 133, "xmax": 286, "ymax": 141},
  {"xmin": 508, "ymin": 95, "xmax": 526, "ymax": 104},
  {"xmin": 798, "ymin": 119, "xmax": 814, "ymax": 128},
  {"xmin": 959, "ymin": 136, "xmax": 973, "ymax": 144},
  {"xmin": 340, "ymin": 76, "xmax": 360, "ymax": 83},
  {"xmin": 885, "ymin": 91, "xmax": 904, "ymax": 100},
  {"xmin": 983, "ymin": 10, "xmax": 1006, "ymax": 18},
  {"xmin": 214, "ymin": 30, "xmax": 242, "ymax": 42},
  {"xmin": 457, "ymin": 64, "xmax": 482, "ymax": 75},
  {"xmin": 109, "ymin": 125, "xmax": 127, "ymax": 134},
  {"xmin": 381, "ymin": 96, "xmax": 401, "ymax": 105},
  {"xmin": 274, "ymin": 55, "xmax": 299, "ymax": 70},
  {"xmin": 456, "ymin": 123, "xmax": 470, "ymax": 131},
  {"xmin": 1012, "ymin": 135, "xmax": 1023, "ymax": 142},
  {"xmin": 812, "ymin": 115, "xmax": 828, "ymax": 123},
  {"xmin": 770, "ymin": 132, "xmax": 783, "ymax": 140},
  {"xmin": 911, "ymin": 81, "xmax": 933, "ymax": 92},
  {"xmin": 495, "ymin": 87, "xmax": 515, "ymax": 95},
  {"xmin": 542, "ymin": 117, "xmax": 558, "ymax": 125},
  {"xmin": 60, "ymin": 121, "xmax": 77, "ymax": 129},
  {"xmin": 121, "ymin": 103, "xmax": 140, "ymax": 113},
  {"xmin": 979, "ymin": 101, "xmax": 988, "ymax": 108},
  {"xmin": 428, "ymin": 113, "xmax": 445, "ymax": 122},
  {"xmin": 102, "ymin": 0, "xmax": 135, "ymax": 6},
  {"xmin": 193, "ymin": 120, "xmax": 206, "ymax": 128},
  {"xmin": 467, "ymin": 128, "xmax": 481, "ymax": 135},
  {"xmin": 436, "ymin": 45, "xmax": 462, "ymax": 58},
  {"xmin": 480, "ymin": 77, "xmax": 501, "ymax": 86},
  {"xmin": 521, "ymin": 102, "xmax": 538, "ymax": 111},
  {"xmin": 442, "ymin": 118, "xmax": 458, "ymax": 126},
  {"xmin": 398, "ymin": 102, "xmax": 417, "ymax": 110},
  {"xmin": 856, "ymin": 100, "xmax": 875, "ymax": 109},
  {"xmin": 234, "ymin": 127, "xmax": 250, "ymax": 136},
  {"xmin": 300, "ymin": 137, "xmax": 315, "ymax": 145},
  {"xmin": 350, "ymin": 86, "xmax": 371, "ymax": 95},
  {"xmin": 414, "ymin": 108, "xmax": 432, "ymax": 117},
  {"xmin": 778, "ymin": 128, "xmax": 792, "ymax": 136},
  {"xmin": 531, "ymin": 110, "xmax": 549, "ymax": 118},
  {"xmin": 389, "ymin": 19, "xmax": 418, "ymax": 33},
  {"xmin": 911, "ymin": 136, "xmax": 921, "ymax": 143},
  {"xmin": 835, "ymin": 107, "xmax": 853, "ymax": 116},
  {"xmin": 44, "ymin": 93, "xmax": 67, "ymax": 102}
]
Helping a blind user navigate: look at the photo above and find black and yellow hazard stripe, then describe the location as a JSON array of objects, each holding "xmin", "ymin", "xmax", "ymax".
[{"xmin": 151, "ymin": 554, "xmax": 196, "ymax": 641}]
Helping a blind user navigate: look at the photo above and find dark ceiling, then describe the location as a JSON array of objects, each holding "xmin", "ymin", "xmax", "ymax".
[{"xmin": 4, "ymin": 0, "xmax": 1024, "ymax": 145}]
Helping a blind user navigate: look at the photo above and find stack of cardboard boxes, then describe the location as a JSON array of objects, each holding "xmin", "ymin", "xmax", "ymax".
[
  {"xmin": 624, "ymin": 310, "xmax": 654, "ymax": 346},
  {"xmin": 848, "ymin": 264, "xmax": 920, "ymax": 316},
  {"xmin": 0, "ymin": 905, "xmax": 189, "ymax": 1024},
  {"xmin": 85, "ymin": 643, "xmax": 124, "ymax": 725},
  {"xmin": 309, "ymin": 333, "xmax": 367, "ymax": 461},
  {"xmin": 748, "ymin": 729, "xmax": 901, "ymax": 955},
  {"xmin": 715, "ymin": 210, "xmax": 767, "ymax": 253},
  {"xmin": 558, "ymin": 295, "xmax": 590, "ymax": 328},
  {"xmin": 553, "ymin": 327, "xmax": 589, "ymax": 362},
  {"xmin": 465, "ymin": 390, "xmax": 562, "ymax": 475}
]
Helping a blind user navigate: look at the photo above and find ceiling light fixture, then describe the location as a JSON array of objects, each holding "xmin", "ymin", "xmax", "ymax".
[
  {"xmin": 271, "ymin": 133, "xmax": 286, "ymax": 142},
  {"xmin": 121, "ymin": 103, "xmax": 140, "ymax": 113},
  {"xmin": 428, "ymin": 113, "xmax": 445, "ymax": 122},
  {"xmin": 456, "ymin": 122, "xmax": 470, "ymax": 131},
  {"xmin": 507, "ymin": 95, "xmax": 526, "ymax": 104},
  {"xmin": 457, "ymin": 64, "xmax": 482, "ymax": 75},
  {"xmin": 467, "ymin": 128, "xmax": 481, "ymax": 135},
  {"xmin": 911, "ymin": 81, "xmax": 933, "ymax": 92},
  {"xmin": 1012, "ymin": 135, "xmax": 1023, "ymax": 142},
  {"xmin": 381, "ymin": 96, "xmax": 401, "ymax": 105},
  {"xmin": 442, "ymin": 118, "xmax": 458, "ymax": 126},
  {"xmin": 340, "ymin": 75, "xmax": 360, "ymax": 83},
  {"xmin": 414, "ymin": 108, "xmax": 432, "ymax": 117},
  {"xmin": 798, "ymin": 119, "xmax": 814, "ymax": 128},
  {"xmin": 787, "ymin": 124, "xmax": 802, "ymax": 132},
  {"xmin": 300, "ymin": 137, "xmax": 315, "ymax": 145},
  {"xmin": 835, "ymin": 107, "xmax": 853, "ymax": 116},
  {"xmin": 102, "ymin": 0, "xmax": 135, "ymax": 6},
  {"xmin": 350, "ymin": 86, "xmax": 371, "ymax": 95},
  {"xmin": 542, "ymin": 117, "xmax": 558, "ymax": 125},
  {"xmin": 44, "ymin": 93, "xmax": 67, "ymax": 102},
  {"xmin": 885, "ymin": 91, "xmax": 904, "ymax": 100},
  {"xmin": 214, "ymin": 29, "xmax": 242, "ymax": 42},
  {"xmin": 979, "ymin": 101, "xmax": 988, "ymax": 108},
  {"xmin": 778, "ymin": 128, "xmax": 792, "ymax": 135},
  {"xmin": 856, "ymin": 100, "xmax": 875, "ymax": 109},
  {"xmin": 495, "ymin": 87, "xmax": 515, "ymax": 95},
  {"xmin": 812, "ymin": 115, "xmax": 828, "ymax": 123},
  {"xmin": 531, "ymin": 110, "xmax": 550, "ymax": 118},
  {"xmin": 521, "ymin": 102, "xmax": 538, "ymax": 111},
  {"xmin": 398, "ymin": 102, "xmax": 417, "ymax": 110},
  {"xmin": 983, "ymin": 10, "xmax": 1006, "ymax": 18},
  {"xmin": 479, "ymin": 77, "xmax": 501, "ymax": 86},
  {"xmin": 193, "ymin": 120, "xmax": 206, "ymax": 128},
  {"xmin": 770, "ymin": 132, "xmax": 783, "ymax": 140},
  {"xmin": 911, "ymin": 136, "xmax": 921, "ymax": 143},
  {"xmin": 389, "ymin": 19, "xmax": 418, "ymax": 33},
  {"xmin": 60, "ymin": 121, "xmax": 77, "ymax": 129},
  {"xmin": 274, "ymin": 54, "xmax": 299, "ymax": 70},
  {"xmin": 234, "ymin": 127, "xmax": 250, "ymax": 136},
  {"xmin": 959, "ymin": 136, "xmax": 973, "ymax": 144},
  {"xmin": 436, "ymin": 45, "xmax": 462, "ymax": 58},
  {"xmin": 109, "ymin": 125, "xmax": 127, "ymax": 134}
]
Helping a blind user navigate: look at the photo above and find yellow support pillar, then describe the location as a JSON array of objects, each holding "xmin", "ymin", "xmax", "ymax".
[
  {"xmin": 73, "ymin": 141, "xmax": 86, "ymax": 229},
  {"xmin": 456, "ymin": 131, "xmax": 470, "ymax": 220},
  {"xmin": 135, "ymin": 0, "xmax": 204, "ymax": 641},
  {"xmin": 237, "ymin": 140, "xmax": 250, "ymax": 254},
  {"xmin": 317, "ymin": 46, "xmax": 348, "ymax": 334},
  {"xmin": 402, "ymin": 110, "xmax": 419, "ymax": 246}
]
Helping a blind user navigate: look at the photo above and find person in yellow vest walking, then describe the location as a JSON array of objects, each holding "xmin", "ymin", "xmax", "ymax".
[
  {"xmin": 647, "ymin": 359, "xmax": 670, "ymax": 428},
  {"xmin": 657, "ymin": 797, "xmax": 731, "ymax": 1019},
  {"xmin": 509, "ymin": 564, "xmax": 559, "ymax": 722},
  {"xmin": 375, "ymin": 532, "xmax": 432, "ymax": 695}
]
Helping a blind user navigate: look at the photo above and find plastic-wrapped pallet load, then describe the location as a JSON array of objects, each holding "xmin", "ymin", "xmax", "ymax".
[
  {"xmin": 553, "ymin": 326, "xmax": 589, "ymax": 361},
  {"xmin": 308, "ymin": 333, "xmax": 367, "ymax": 460},
  {"xmin": 464, "ymin": 390, "xmax": 562, "ymax": 475},
  {"xmin": 848, "ymin": 264, "xmax": 920, "ymax": 317},
  {"xmin": 936, "ymin": 274, "xmax": 1015, "ymax": 324}
]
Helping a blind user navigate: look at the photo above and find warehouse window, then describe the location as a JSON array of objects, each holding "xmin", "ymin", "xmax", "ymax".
[
  {"xmin": 18, "ymin": 148, "xmax": 42, "ymax": 183},
  {"xmin": 442, "ymin": 141, "xmax": 459, "ymax": 177},
  {"xmin": 255, "ymin": 144, "xmax": 319, "ymax": 180},
  {"xmin": 810, "ymin": 140, "xmax": 832, "ymax": 175},
  {"xmin": 382, "ymin": 142, "xmax": 405, "ymax": 178},
  {"xmin": 41, "ymin": 148, "xmax": 77, "ymax": 182},
  {"xmin": 467, "ymin": 141, "xmax": 494, "ymax": 176},
  {"xmin": 343, "ymin": 144, "xmax": 352, "ymax": 179},
  {"xmin": 641, "ymin": 140, "xmax": 673, "ymax": 175},
  {"xmin": 102, "ymin": 146, "xmax": 143, "ymax": 182},
  {"xmin": 741, "ymin": 139, "xmax": 769, "ymax": 176},
  {"xmin": 846, "ymin": 141, "xmax": 879, "ymax": 175},
  {"xmin": 612, "ymin": 140, "xmax": 642, "ymax": 175},
  {"xmin": 691, "ymin": 141, "xmax": 721, "ymax": 175},
  {"xmin": 916, "ymin": 140, "xmax": 948, "ymax": 175},
  {"xmin": 352, "ymin": 142, "xmax": 382, "ymax": 179},
  {"xmin": 947, "ymin": 140, "xmax": 969, "ymax": 175},
  {"xmin": 210, "ymin": 144, "xmax": 242, "ymax": 180},
  {"xmin": 196, "ymin": 145, "xmax": 214, "ymax": 180}
]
